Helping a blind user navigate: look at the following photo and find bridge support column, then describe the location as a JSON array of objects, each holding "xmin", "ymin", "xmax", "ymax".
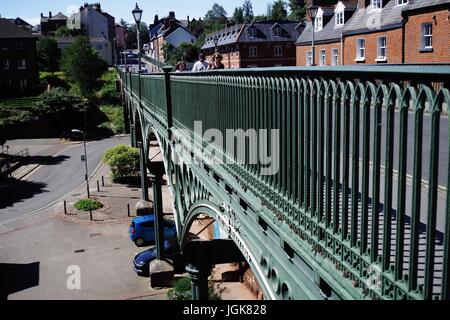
[
  {"xmin": 130, "ymin": 124, "xmax": 136, "ymax": 147},
  {"xmin": 186, "ymin": 264, "xmax": 211, "ymax": 301},
  {"xmin": 138, "ymin": 142, "xmax": 149, "ymax": 201},
  {"xmin": 149, "ymin": 173, "xmax": 164, "ymax": 260}
]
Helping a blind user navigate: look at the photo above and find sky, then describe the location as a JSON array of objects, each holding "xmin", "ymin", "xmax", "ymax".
[{"xmin": 0, "ymin": 0, "xmax": 275, "ymax": 26}]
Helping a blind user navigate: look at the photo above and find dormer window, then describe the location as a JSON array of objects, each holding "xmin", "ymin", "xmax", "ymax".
[
  {"xmin": 248, "ymin": 27, "xmax": 257, "ymax": 37},
  {"xmin": 397, "ymin": 0, "xmax": 409, "ymax": 5},
  {"xmin": 274, "ymin": 27, "xmax": 282, "ymax": 36},
  {"xmin": 314, "ymin": 8, "xmax": 324, "ymax": 31},
  {"xmin": 335, "ymin": 11, "xmax": 344, "ymax": 26},
  {"xmin": 372, "ymin": 0, "xmax": 382, "ymax": 9}
]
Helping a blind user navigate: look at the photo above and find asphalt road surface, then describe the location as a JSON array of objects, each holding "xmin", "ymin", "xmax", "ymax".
[{"xmin": 0, "ymin": 136, "xmax": 128, "ymax": 223}]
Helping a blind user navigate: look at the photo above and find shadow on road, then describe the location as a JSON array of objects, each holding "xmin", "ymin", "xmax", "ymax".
[
  {"xmin": 27, "ymin": 155, "xmax": 70, "ymax": 166},
  {"xmin": 0, "ymin": 262, "xmax": 40, "ymax": 300},
  {"xmin": 0, "ymin": 179, "xmax": 48, "ymax": 209}
]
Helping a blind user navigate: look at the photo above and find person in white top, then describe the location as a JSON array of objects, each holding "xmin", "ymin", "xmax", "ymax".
[{"xmin": 192, "ymin": 53, "xmax": 209, "ymax": 72}]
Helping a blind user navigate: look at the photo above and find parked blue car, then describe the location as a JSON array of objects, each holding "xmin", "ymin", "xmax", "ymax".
[
  {"xmin": 129, "ymin": 215, "xmax": 177, "ymax": 247},
  {"xmin": 133, "ymin": 240, "xmax": 185, "ymax": 277}
]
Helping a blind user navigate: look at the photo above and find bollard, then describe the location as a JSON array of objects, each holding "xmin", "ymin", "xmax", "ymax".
[
  {"xmin": 64, "ymin": 201, "xmax": 67, "ymax": 215},
  {"xmin": 90, "ymin": 210, "xmax": 93, "ymax": 221},
  {"xmin": 97, "ymin": 180, "xmax": 100, "ymax": 192},
  {"xmin": 127, "ymin": 204, "xmax": 131, "ymax": 217},
  {"xmin": 102, "ymin": 176, "xmax": 105, "ymax": 187}
]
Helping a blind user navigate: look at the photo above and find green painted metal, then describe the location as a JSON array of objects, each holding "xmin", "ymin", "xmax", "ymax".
[{"xmin": 119, "ymin": 66, "xmax": 450, "ymax": 300}]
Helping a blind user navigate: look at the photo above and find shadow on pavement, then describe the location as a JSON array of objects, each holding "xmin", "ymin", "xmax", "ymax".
[
  {"xmin": 27, "ymin": 155, "xmax": 70, "ymax": 166},
  {"xmin": 0, "ymin": 262, "xmax": 40, "ymax": 300},
  {"xmin": 0, "ymin": 179, "xmax": 48, "ymax": 209}
]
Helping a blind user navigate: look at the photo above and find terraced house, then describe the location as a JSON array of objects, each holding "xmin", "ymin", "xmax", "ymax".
[
  {"xmin": 296, "ymin": 0, "xmax": 450, "ymax": 65},
  {"xmin": 296, "ymin": 0, "xmax": 358, "ymax": 66},
  {"xmin": 0, "ymin": 18, "xmax": 38, "ymax": 98},
  {"xmin": 202, "ymin": 21, "xmax": 303, "ymax": 69}
]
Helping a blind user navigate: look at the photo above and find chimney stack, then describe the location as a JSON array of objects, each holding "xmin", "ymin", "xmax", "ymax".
[
  {"xmin": 41, "ymin": 13, "xmax": 43, "ymax": 18},
  {"xmin": 49, "ymin": 11, "xmax": 52, "ymax": 18},
  {"xmin": 169, "ymin": 11, "xmax": 175, "ymax": 20},
  {"xmin": 358, "ymin": 0, "xmax": 369, "ymax": 9}
]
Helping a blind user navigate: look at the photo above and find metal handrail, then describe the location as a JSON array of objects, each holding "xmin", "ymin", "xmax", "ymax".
[{"xmin": 119, "ymin": 65, "xmax": 450, "ymax": 300}]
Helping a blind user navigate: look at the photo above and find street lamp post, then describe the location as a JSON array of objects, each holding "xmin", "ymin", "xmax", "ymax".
[
  {"xmin": 213, "ymin": 35, "xmax": 219, "ymax": 53},
  {"xmin": 307, "ymin": 4, "xmax": 319, "ymax": 66},
  {"xmin": 72, "ymin": 129, "xmax": 90, "ymax": 199},
  {"xmin": 132, "ymin": 3, "xmax": 143, "ymax": 73}
]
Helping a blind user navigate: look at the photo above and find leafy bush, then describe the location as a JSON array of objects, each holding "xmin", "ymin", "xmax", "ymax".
[
  {"xmin": 74, "ymin": 199, "xmax": 103, "ymax": 212},
  {"xmin": 167, "ymin": 277, "xmax": 225, "ymax": 300},
  {"xmin": 40, "ymin": 72, "xmax": 69, "ymax": 90},
  {"xmin": 102, "ymin": 145, "xmax": 140, "ymax": 182},
  {"xmin": 168, "ymin": 277, "xmax": 192, "ymax": 300},
  {"xmin": 99, "ymin": 83, "xmax": 119, "ymax": 103},
  {"xmin": 100, "ymin": 105, "xmax": 125, "ymax": 134}
]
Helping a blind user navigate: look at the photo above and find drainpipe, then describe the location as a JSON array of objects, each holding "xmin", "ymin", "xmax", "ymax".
[
  {"xmin": 401, "ymin": 15, "xmax": 407, "ymax": 64},
  {"xmin": 340, "ymin": 32, "xmax": 344, "ymax": 65}
]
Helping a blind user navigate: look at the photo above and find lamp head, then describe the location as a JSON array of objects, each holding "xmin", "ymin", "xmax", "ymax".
[
  {"xmin": 307, "ymin": 5, "xmax": 319, "ymax": 21},
  {"xmin": 132, "ymin": 3, "xmax": 143, "ymax": 25}
]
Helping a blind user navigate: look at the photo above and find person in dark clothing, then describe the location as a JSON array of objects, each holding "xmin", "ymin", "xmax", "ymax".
[{"xmin": 209, "ymin": 52, "xmax": 225, "ymax": 70}]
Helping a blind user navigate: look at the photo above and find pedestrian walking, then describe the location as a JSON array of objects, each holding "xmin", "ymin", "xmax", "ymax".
[
  {"xmin": 175, "ymin": 61, "xmax": 187, "ymax": 72},
  {"xmin": 209, "ymin": 52, "xmax": 225, "ymax": 70},
  {"xmin": 192, "ymin": 53, "xmax": 209, "ymax": 72}
]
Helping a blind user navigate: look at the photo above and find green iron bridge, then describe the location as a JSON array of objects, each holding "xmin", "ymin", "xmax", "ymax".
[{"xmin": 118, "ymin": 65, "xmax": 450, "ymax": 300}]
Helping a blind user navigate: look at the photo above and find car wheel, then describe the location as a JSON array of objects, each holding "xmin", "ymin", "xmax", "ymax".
[{"xmin": 135, "ymin": 238, "xmax": 145, "ymax": 247}]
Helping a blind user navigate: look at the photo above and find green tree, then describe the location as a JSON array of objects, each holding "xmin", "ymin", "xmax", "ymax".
[
  {"xmin": 60, "ymin": 36, "xmax": 108, "ymax": 97},
  {"xmin": 37, "ymin": 37, "xmax": 61, "ymax": 73},
  {"xmin": 119, "ymin": 18, "xmax": 129, "ymax": 27},
  {"xmin": 289, "ymin": 0, "xmax": 306, "ymax": 21},
  {"xmin": 232, "ymin": 7, "xmax": 244, "ymax": 24},
  {"xmin": 102, "ymin": 145, "xmax": 140, "ymax": 182},
  {"xmin": 268, "ymin": 0, "xmax": 288, "ymax": 21},
  {"xmin": 242, "ymin": 0, "xmax": 254, "ymax": 22},
  {"xmin": 126, "ymin": 23, "xmax": 150, "ymax": 49},
  {"xmin": 55, "ymin": 26, "xmax": 71, "ymax": 37},
  {"xmin": 204, "ymin": 3, "xmax": 228, "ymax": 21}
]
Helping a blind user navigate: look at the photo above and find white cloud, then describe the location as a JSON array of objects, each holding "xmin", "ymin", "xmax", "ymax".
[{"xmin": 66, "ymin": 5, "xmax": 79, "ymax": 15}]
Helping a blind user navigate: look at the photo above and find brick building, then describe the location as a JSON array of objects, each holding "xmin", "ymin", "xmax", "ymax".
[
  {"xmin": 296, "ymin": 0, "xmax": 450, "ymax": 66},
  {"xmin": 202, "ymin": 21, "xmax": 302, "ymax": 69},
  {"xmin": 0, "ymin": 18, "xmax": 39, "ymax": 98},
  {"xmin": 296, "ymin": 1, "xmax": 358, "ymax": 66},
  {"xmin": 40, "ymin": 12, "xmax": 68, "ymax": 36},
  {"xmin": 403, "ymin": 0, "xmax": 450, "ymax": 63}
]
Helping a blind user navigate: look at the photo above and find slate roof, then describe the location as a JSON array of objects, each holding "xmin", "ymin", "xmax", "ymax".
[
  {"xmin": 0, "ymin": 18, "xmax": 37, "ymax": 39},
  {"xmin": 296, "ymin": 1, "xmax": 357, "ymax": 45},
  {"xmin": 40, "ymin": 12, "xmax": 68, "ymax": 23},
  {"xmin": 403, "ymin": 0, "xmax": 450, "ymax": 12},
  {"xmin": 343, "ymin": 0, "xmax": 405, "ymax": 35},
  {"xmin": 202, "ymin": 21, "xmax": 301, "ymax": 50}
]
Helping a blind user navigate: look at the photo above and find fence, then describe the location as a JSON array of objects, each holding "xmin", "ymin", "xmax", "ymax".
[{"xmin": 121, "ymin": 65, "xmax": 450, "ymax": 300}]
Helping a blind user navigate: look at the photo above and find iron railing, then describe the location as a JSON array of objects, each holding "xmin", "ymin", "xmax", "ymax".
[{"xmin": 120, "ymin": 66, "xmax": 450, "ymax": 300}]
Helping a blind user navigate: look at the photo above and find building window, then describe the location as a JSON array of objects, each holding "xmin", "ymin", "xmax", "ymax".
[
  {"xmin": 19, "ymin": 78, "xmax": 28, "ymax": 92},
  {"xmin": 397, "ymin": 0, "xmax": 409, "ymax": 5},
  {"xmin": 372, "ymin": 0, "xmax": 382, "ymax": 9},
  {"xmin": 0, "ymin": 40, "xmax": 8, "ymax": 51},
  {"xmin": 274, "ymin": 45, "xmax": 283, "ymax": 57},
  {"xmin": 17, "ymin": 59, "xmax": 27, "ymax": 70},
  {"xmin": 306, "ymin": 51, "xmax": 312, "ymax": 66},
  {"xmin": 249, "ymin": 46, "xmax": 257, "ymax": 57},
  {"xmin": 319, "ymin": 49, "xmax": 326, "ymax": 66},
  {"xmin": 421, "ymin": 23, "xmax": 433, "ymax": 49},
  {"xmin": 377, "ymin": 36, "xmax": 387, "ymax": 60},
  {"xmin": 331, "ymin": 49, "xmax": 339, "ymax": 66},
  {"xmin": 335, "ymin": 11, "xmax": 344, "ymax": 26},
  {"xmin": 2, "ymin": 59, "xmax": 10, "ymax": 70},
  {"xmin": 16, "ymin": 40, "xmax": 24, "ymax": 49},
  {"xmin": 315, "ymin": 15, "xmax": 323, "ymax": 31},
  {"xmin": 248, "ymin": 27, "xmax": 257, "ymax": 37},
  {"xmin": 356, "ymin": 38, "xmax": 366, "ymax": 60},
  {"xmin": 274, "ymin": 27, "xmax": 282, "ymax": 36}
]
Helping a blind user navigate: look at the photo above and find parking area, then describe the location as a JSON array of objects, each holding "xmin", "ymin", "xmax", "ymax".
[{"xmin": 0, "ymin": 217, "xmax": 167, "ymax": 300}]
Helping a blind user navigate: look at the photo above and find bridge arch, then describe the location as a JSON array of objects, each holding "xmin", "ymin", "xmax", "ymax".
[{"xmin": 179, "ymin": 200, "xmax": 278, "ymax": 300}]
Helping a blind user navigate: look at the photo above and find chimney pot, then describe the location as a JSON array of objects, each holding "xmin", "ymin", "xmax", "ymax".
[{"xmin": 49, "ymin": 11, "xmax": 52, "ymax": 18}]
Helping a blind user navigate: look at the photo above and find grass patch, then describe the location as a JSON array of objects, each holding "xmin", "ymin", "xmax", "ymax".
[
  {"xmin": 74, "ymin": 199, "xmax": 104, "ymax": 212},
  {"xmin": 100, "ymin": 104, "xmax": 125, "ymax": 134}
]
